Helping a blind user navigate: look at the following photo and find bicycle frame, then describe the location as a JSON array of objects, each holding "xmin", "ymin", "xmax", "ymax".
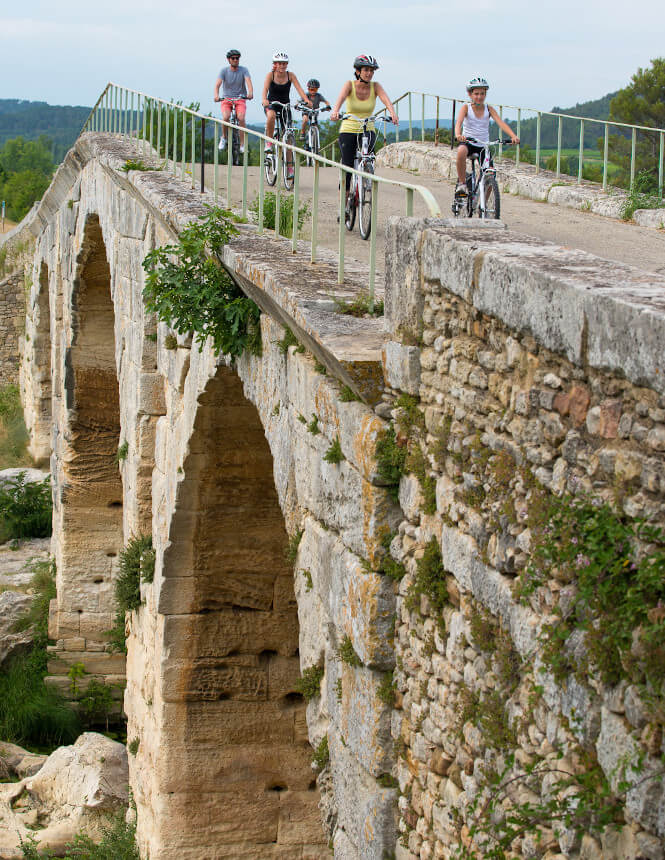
[{"xmin": 457, "ymin": 137, "xmax": 508, "ymax": 217}]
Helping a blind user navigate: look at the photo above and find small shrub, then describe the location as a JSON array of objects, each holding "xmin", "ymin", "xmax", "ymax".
[
  {"xmin": 335, "ymin": 677, "xmax": 343, "ymax": 702},
  {"xmin": 78, "ymin": 679, "xmax": 115, "ymax": 731},
  {"xmin": 312, "ymin": 735, "xmax": 329, "ymax": 770},
  {"xmin": 394, "ymin": 393, "xmax": 425, "ymax": 435},
  {"xmin": 338, "ymin": 385, "xmax": 361, "ymax": 403},
  {"xmin": 332, "ymin": 291, "xmax": 384, "ymax": 317},
  {"xmin": 295, "ymin": 665, "xmax": 324, "ymax": 700},
  {"xmin": 0, "ymin": 384, "xmax": 30, "ymax": 469},
  {"xmin": 108, "ymin": 535, "xmax": 153, "ymax": 653},
  {"xmin": 0, "ymin": 472, "xmax": 52, "ymax": 541},
  {"xmin": 121, "ymin": 159, "xmax": 152, "ymax": 172},
  {"xmin": 68, "ymin": 661, "xmax": 86, "ymax": 697},
  {"xmin": 275, "ymin": 326, "xmax": 299, "ymax": 355},
  {"xmin": 128, "ymin": 737, "xmax": 140, "ymax": 756},
  {"xmin": 313, "ymin": 360, "xmax": 327, "ymax": 375},
  {"xmin": 249, "ymin": 192, "xmax": 310, "ymax": 237},
  {"xmin": 377, "ymin": 773, "xmax": 398, "ymax": 788},
  {"xmin": 307, "ymin": 414, "xmax": 320, "ymax": 435},
  {"xmin": 116, "ymin": 441, "xmax": 129, "ymax": 462},
  {"xmin": 407, "ymin": 537, "xmax": 447, "ymax": 626},
  {"xmin": 284, "ymin": 529, "xmax": 304, "ymax": 564},
  {"xmin": 377, "ymin": 671, "xmax": 396, "ymax": 706},
  {"xmin": 163, "ymin": 333, "xmax": 178, "ymax": 350},
  {"xmin": 337, "ymin": 635, "xmax": 362, "ymax": 667},
  {"xmin": 375, "ymin": 426, "xmax": 407, "ymax": 501},
  {"xmin": 621, "ymin": 170, "xmax": 663, "ymax": 220},
  {"xmin": 301, "ymin": 569, "xmax": 313, "ymax": 592},
  {"xmin": 323, "ymin": 436, "xmax": 344, "ymax": 464}
]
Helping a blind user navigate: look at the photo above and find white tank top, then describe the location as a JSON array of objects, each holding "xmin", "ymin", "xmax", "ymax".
[{"xmin": 462, "ymin": 103, "xmax": 490, "ymax": 143}]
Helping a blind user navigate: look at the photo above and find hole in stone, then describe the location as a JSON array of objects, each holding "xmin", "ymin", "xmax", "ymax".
[
  {"xmin": 108, "ymin": 501, "xmax": 122, "ymax": 508},
  {"xmin": 218, "ymin": 693, "xmax": 230, "ymax": 701},
  {"xmin": 281, "ymin": 692, "xmax": 304, "ymax": 707},
  {"xmin": 266, "ymin": 783, "xmax": 288, "ymax": 792},
  {"xmin": 259, "ymin": 649, "xmax": 278, "ymax": 659},
  {"xmin": 106, "ymin": 552, "xmax": 117, "ymax": 558},
  {"xmin": 93, "ymin": 577, "xmax": 103, "ymax": 584},
  {"xmin": 308, "ymin": 780, "xmax": 317, "ymax": 791}
]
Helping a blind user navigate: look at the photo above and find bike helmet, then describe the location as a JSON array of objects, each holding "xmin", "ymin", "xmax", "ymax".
[
  {"xmin": 467, "ymin": 76, "xmax": 489, "ymax": 90},
  {"xmin": 272, "ymin": 51, "xmax": 289, "ymax": 62},
  {"xmin": 226, "ymin": 49, "xmax": 241, "ymax": 58},
  {"xmin": 353, "ymin": 54, "xmax": 379, "ymax": 70},
  {"xmin": 307, "ymin": 79, "xmax": 320, "ymax": 88}
]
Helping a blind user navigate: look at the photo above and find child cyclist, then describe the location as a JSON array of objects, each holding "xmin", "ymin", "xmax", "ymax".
[
  {"xmin": 299, "ymin": 79, "xmax": 331, "ymax": 139},
  {"xmin": 454, "ymin": 77, "xmax": 519, "ymax": 197}
]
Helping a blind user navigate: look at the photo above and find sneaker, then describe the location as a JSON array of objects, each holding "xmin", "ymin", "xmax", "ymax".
[
  {"xmin": 287, "ymin": 166, "xmax": 295, "ymax": 179},
  {"xmin": 218, "ymin": 137, "xmax": 227, "ymax": 151},
  {"xmin": 239, "ymin": 145, "xmax": 245, "ymax": 154},
  {"xmin": 455, "ymin": 182, "xmax": 468, "ymax": 196}
]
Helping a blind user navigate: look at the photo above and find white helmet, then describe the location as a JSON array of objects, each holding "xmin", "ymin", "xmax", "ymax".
[
  {"xmin": 272, "ymin": 51, "xmax": 289, "ymax": 62},
  {"xmin": 467, "ymin": 76, "xmax": 489, "ymax": 90}
]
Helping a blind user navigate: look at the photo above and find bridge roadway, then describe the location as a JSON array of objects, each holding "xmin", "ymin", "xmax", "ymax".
[{"xmin": 204, "ymin": 162, "xmax": 665, "ymax": 278}]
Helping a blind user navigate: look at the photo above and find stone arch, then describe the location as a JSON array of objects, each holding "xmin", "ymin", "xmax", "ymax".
[
  {"xmin": 22, "ymin": 260, "xmax": 52, "ymax": 465},
  {"xmin": 143, "ymin": 363, "xmax": 326, "ymax": 858},
  {"xmin": 50, "ymin": 213, "xmax": 124, "ymax": 665}
]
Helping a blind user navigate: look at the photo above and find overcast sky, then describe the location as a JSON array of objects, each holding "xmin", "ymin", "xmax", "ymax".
[{"xmin": 3, "ymin": 0, "xmax": 664, "ymax": 125}]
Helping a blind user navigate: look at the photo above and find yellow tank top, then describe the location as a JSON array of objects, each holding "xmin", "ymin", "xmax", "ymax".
[{"xmin": 340, "ymin": 82, "xmax": 377, "ymax": 134}]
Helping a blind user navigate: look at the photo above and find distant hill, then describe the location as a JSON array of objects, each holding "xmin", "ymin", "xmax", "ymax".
[
  {"xmin": 0, "ymin": 100, "xmax": 91, "ymax": 163},
  {"xmin": 506, "ymin": 91, "xmax": 620, "ymax": 150}
]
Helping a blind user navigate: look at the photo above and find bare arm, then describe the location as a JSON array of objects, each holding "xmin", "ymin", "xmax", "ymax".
[
  {"xmin": 244, "ymin": 74, "xmax": 253, "ymax": 100},
  {"xmin": 214, "ymin": 76, "xmax": 222, "ymax": 102},
  {"xmin": 455, "ymin": 104, "xmax": 468, "ymax": 141},
  {"xmin": 262, "ymin": 72, "xmax": 272, "ymax": 107},
  {"xmin": 373, "ymin": 82, "xmax": 398, "ymax": 124},
  {"xmin": 330, "ymin": 81, "xmax": 352, "ymax": 121},
  {"xmin": 488, "ymin": 106, "xmax": 519, "ymax": 143},
  {"xmin": 289, "ymin": 74, "xmax": 312, "ymax": 106}
]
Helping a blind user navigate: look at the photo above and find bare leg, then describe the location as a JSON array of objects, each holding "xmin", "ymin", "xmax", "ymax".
[
  {"xmin": 239, "ymin": 116, "xmax": 247, "ymax": 148},
  {"xmin": 220, "ymin": 107, "xmax": 231, "ymax": 141},
  {"xmin": 456, "ymin": 145, "xmax": 469, "ymax": 183},
  {"xmin": 265, "ymin": 110, "xmax": 276, "ymax": 142}
]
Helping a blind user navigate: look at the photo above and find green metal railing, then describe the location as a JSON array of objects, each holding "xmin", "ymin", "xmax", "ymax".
[
  {"xmin": 81, "ymin": 83, "xmax": 441, "ymax": 306},
  {"xmin": 390, "ymin": 90, "xmax": 665, "ymax": 199}
]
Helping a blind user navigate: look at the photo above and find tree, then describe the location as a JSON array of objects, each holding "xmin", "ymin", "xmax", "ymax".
[{"xmin": 607, "ymin": 58, "xmax": 665, "ymax": 190}]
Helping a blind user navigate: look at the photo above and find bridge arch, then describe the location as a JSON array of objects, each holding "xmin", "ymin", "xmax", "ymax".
[{"xmin": 130, "ymin": 360, "xmax": 325, "ymax": 859}]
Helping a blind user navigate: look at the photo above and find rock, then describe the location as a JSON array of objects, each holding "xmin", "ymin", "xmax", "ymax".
[
  {"xmin": 0, "ymin": 468, "xmax": 49, "ymax": 489},
  {"xmin": 0, "ymin": 591, "xmax": 33, "ymax": 668},
  {"xmin": 0, "ymin": 733, "xmax": 128, "ymax": 858}
]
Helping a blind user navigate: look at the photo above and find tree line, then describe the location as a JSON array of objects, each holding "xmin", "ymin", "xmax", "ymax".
[{"xmin": 0, "ymin": 136, "xmax": 55, "ymax": 222}]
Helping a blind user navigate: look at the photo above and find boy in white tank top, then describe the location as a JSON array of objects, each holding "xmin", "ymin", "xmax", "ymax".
[{"xmin": 454, "ymin": 77, "xmax": 519, "ymax": 196}]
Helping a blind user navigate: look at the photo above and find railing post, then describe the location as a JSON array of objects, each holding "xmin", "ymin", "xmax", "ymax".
[
  {"xmin": 310, "ymin": 160, "xmax": 319, "ymax": 263},
  {"xmin": 556, "ymin": 116, "xmax": 562, "ymax": 177},
  {"xmin": 130, "ymin": 92, "xmax": 135, "ymax": 143},
  {"xmin": 191, "ymin": 116, "xmax": 196, "ymax": 189},
  {"xmin": 173, "ymin": 109, "xmax": 178, "ymax": 175},
  {"xmin": 435, "ymin": 97, "xmax": 439, "ymax": 146},
  {"xmin": 242, "ymin": 141, "xmax": 248, "ymax": 219},
  {"xmin": 406, "ymin": 187, "xmax": 414, "ymax": 216},
  {"xmin": 181, "ymin": 113, "xmax": 187, "ymax": 180},
  {"xmin": 535, "ymin": 112, "xmax": 541, "ymax": 173},
  {"xmin": 149, "ymin": 99, "xmax": 154, "ymax": 150},
  {"xmin": 292, "ymin": 153, "xmax": 300, "ymax": 252},
  {"xmin": 200, "ymin": 118, "xmax": 206, "ymax": 193},
  {"xmin": 157, "ymin": 103, "xmax": 162, "ymax": 157},
  {"xmin": 408, "ymin": 92, "xmax": 413, "ymax": 141},
  {"xmin": 498, "ymin": 106, "xmax": 503, "ymax": 160},
  {"xmin": 258, "ymin": 138, "xmax": 265, "ymax": 233},
  {"xmin": 337, "ymin": 168, "xmax": 345, "ymax": 284},
  {"xmin": 659, "ymin": 132, "xmax": 664, "ymax": 202},
  {"xmin": 451, "ymin": 100, "xmax": 456, "ymax": 151},
  {"xmin": 603, "ymin": 124, "xmax": 609, "ymax": 190},
  {"xmin": 226, "ymin": 123, "xmax": 233, "ymax": 206},
  {"xmin": 164, "ymin": 102, "xmax": 170, "ymax": 169},
  {"xmin": 368, "ymin": 180, "xmax": 378, "ymax": 311},
  {"xmin": 630, "ymin": 127, "xmax": 636, "ymax": 190},
  {"xmin": 421, "ymin": 93, "xmax": 425, "ymax": 143},
  {"xmin": 577, "ymin": 120, "xmax": 584, "ymax": 184},
  {"xmin": 516, "ymin": 108, "xmax": 521, "ymax": 166},
  {"xmin": 275, "ymin": 146, "xmax": 282, "ymax": 236},
  {"xmin": 395, "ymin": 101, "xmax": 399, "ymax": 144}
]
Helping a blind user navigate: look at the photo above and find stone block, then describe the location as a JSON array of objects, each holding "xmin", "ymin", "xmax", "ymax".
[{"xmin": 382, "ymin": 341, "xmax": 421, "ymax": 395}]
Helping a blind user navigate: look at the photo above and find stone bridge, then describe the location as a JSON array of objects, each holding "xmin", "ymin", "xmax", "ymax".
[{"xmin": 3, "ymin": 130, "xmax": 665, "ymax": 859}]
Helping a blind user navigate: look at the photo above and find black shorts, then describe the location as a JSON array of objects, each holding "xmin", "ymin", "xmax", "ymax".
[{"xmin": 458, "ymin": 142, "xmax": 486, "ymax": 160}]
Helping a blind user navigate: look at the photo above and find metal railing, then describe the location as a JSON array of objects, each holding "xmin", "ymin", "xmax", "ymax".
[
  {"xmin": 390, "ymin": 90, "xmax": 665, "ymax": 198},
  {"xmin": 81, "ymin": 83, "xmax": 441, "ymax": 307}
]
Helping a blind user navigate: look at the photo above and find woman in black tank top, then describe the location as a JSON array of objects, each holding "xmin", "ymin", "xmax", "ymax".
[{"xmin": 261, "ymin": 52, "xmax": 311, "ymax": 147}]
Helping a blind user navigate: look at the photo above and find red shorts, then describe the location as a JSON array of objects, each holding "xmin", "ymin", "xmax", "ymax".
[{"xmin": 219, "ymin": 98, "xmax": 246, "ymax": 120}]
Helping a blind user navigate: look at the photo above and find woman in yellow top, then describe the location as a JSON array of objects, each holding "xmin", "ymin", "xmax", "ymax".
[{"xmin": 330, "ymin": 55, "xmax": 398, "ymax": 198}]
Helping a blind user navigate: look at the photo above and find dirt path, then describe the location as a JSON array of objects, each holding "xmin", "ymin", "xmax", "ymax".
[{"xmin": 202, "ymin": 162, "xmax": 665, "ymax": 276}]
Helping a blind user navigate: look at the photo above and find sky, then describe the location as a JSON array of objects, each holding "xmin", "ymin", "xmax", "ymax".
[{"xmin": 2, "ymin": 0, "xmax": 664, "ymax": 125}]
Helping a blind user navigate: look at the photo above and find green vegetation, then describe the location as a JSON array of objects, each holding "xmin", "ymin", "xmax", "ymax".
[
  {"xmin": 306, "ymin": 414, "xmax": 320, "ymax": 435},
  {"xmin": 0, "ymin": 384, "xmax": 30, "ymax": 469},
  {"xmin": 0, "ymin": 472, "xmax": 52, "ymax": 542},
  {"xmin": 284, "ymin": 529, "xmax": 304, "ymax": 564},
  {"xmin": 120, "ymin": 159, "xmax": 152, "ymax": 172},
  {"xmin": 323, "ymin": 436, "xmax": 344, "ymax": 464},
  {"xmin": 0, "ymin": 559, "xmax": 81, "ymax": 748},
  {"xmin": 108, "ymin": 535, "xmax": 154, "ymax": 654},
  {"xmin": 313, "ymin": 360, "xmax": 327, "ymax": 375},
  {"xmin": 332, "ymin": 291, "xmax": 384, "ymax": 318},
  {"xmin": 128, "ymin": 738, "xmax": 140, "ymax": 756},
  {"xmin": 301, "ymin": 569, "xmax": 313, "ymax": 592},
  {"xmin": 375, "ymin": 426, "xmax": 407, "ymax": 501},
  {"xmin": 312, "ymin": 735, "xmax": 329, "ymax": 770},
  {"xmin": 295, "ymin": 665, "xmax": 324, "ymax": 700},
  {"xmin": 249, "ymin": 192, "xmax": 309, "ymax": 238},
  {"xmin": 19, "ymin": 808, "xmax": 139, "ymax": 859},
  {"xmin": 275, "ymin": 326, "xmax": 300, "ymax": 355},
  {"xmin": 621, "ymin": 169, "xmax": 664, "ymax": 220},
  {"xmin": 142, "ymin": 206, "xmax": 261, "ymax": 359},
  {"xmin": 406, "ymin": 537, "xmax": 448, "ymax": 628},
  {"xmin": 0, "ymin": 135, "xmax": 55, "ymax": 222},
  {"xmin": 338, "ymin": 385, "xmax": 361, "ymax": 403},
  {"xmin": 377, "ymin": 671, "xmax": 396, "ymax": 706},
  {"xmin": 116, "ymin": 441, "xmax": 128, "ymax": 462},
  {"xmin": 337, "ymin": 635, "xmax": 362, "ymax": 667},
  {"xmin": 0, "ymin": 99, "xmax": 90, "ymax": 162}
]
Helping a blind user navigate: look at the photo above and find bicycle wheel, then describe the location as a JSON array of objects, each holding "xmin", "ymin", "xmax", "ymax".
[
  {"xmin": 309, "ymin": 126, "xmax": 320, "ymax": 159},
  {"xmin": 282, "ymin": 131, "xmax": 296, "ymax": 191},
  {"xmin": 358, "ymin": 162, "xmax": 374, "ymax": 240},
  {"xmin": 264, "ymin": 145, "xmax": 277, "ymax": 186},
  {"xmin": 232, "ymin": 128, "xmax": 241, "ymax": 166},
  {"xmin": 344, "ymin": 180, "xmax": 357, "ymax": 231},
  {"xmin": 480, "ymin": 175, "xmax": 500, "ymax": 219}
]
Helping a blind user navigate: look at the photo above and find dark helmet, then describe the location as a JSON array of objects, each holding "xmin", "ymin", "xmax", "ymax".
[
  {"xmin": 353, "ymin": 54, "xmax": 379, "ymax": 70},
  {"xmin": 307, "ymin": 79, "xmax": 320, "ymax": 88},
  {"xmin": 226, "ymin": 49, "xmax": 241, "ymax": 59}
]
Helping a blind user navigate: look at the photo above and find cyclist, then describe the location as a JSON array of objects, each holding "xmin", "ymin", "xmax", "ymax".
[
  {"xmin": 299, "ymin": 79, "xmax": 331, "ymax": 140},
  {"xmin": 261, "ymin": 51, "xmax": 311, "ymax": 153},
  {"xmin": 454, "ymin": 76, "xmax": 518, "ymax": 197},
  {"xmin": 330, "ymin": 55, "xmax": 398, "ymax": 203},
  {"xmin": 213, "ymin": 49, "xmax": 253, "ymax": 154}
]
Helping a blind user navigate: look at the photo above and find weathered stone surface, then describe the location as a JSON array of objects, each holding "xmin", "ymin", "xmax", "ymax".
[{"xmin": 0, "ymin": 590, "xmax": 32, "ymax": 667}]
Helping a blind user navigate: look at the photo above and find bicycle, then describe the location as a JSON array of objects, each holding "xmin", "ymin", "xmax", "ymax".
[
  {"xmin": 216, "ymin": 97, "xmax": 245, "ymax": 167},
  {"xmin": 295, "ymin": 103, "xmax": 331, "ymax": 164},
  {"xmin": 339, "ymin": 112, "xmax": 391, "ymax": 240},
  {"xmin": 451, "ymin": 137, "xmax": 510, "ymax": 219},
  {"xmin": 264, "ymin": 101, "xmax": 298, "ymax": 191}
]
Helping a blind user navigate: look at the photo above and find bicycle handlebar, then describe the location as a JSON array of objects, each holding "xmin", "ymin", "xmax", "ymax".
[
  {"xmin": 214, "ymin": 96, "xmax": 251, "ymax": 103},
  {"xmin": 295, "ymin": 103, "xmax": 331, "ymax": 114},
  {"xmin": 464, "ymin": 136, "xmax": 514, "ymax": 145},
  {"xmin": 338, "ymin": 112, "xmax": 394, "ymax": 124}
]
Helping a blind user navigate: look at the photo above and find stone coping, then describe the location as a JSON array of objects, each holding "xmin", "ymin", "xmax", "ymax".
[
  {"xmin": 387, "ymin": 217, "xmax": 665, "ymax": 395},
  {"xmin": 2, "ymin": 132, "xmax": 385, "ymax": 403},
  {"xmin": 378, "ymin": 141, "xmax": 665, "ymax": 228}
]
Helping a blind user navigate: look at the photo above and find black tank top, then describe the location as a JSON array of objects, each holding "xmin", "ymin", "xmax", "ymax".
[{"xmin": 268, "ymin": 72, "xmax": 292, "ymax": 104}]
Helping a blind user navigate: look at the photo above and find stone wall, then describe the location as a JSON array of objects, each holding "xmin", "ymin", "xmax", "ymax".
[
  {"xmin": 0, "ymin": 272, "xmax": 26, "ymax": 386},
  {"xmin": 381, "ymin": 218, "xmax": 665, "ymax": 859}
]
